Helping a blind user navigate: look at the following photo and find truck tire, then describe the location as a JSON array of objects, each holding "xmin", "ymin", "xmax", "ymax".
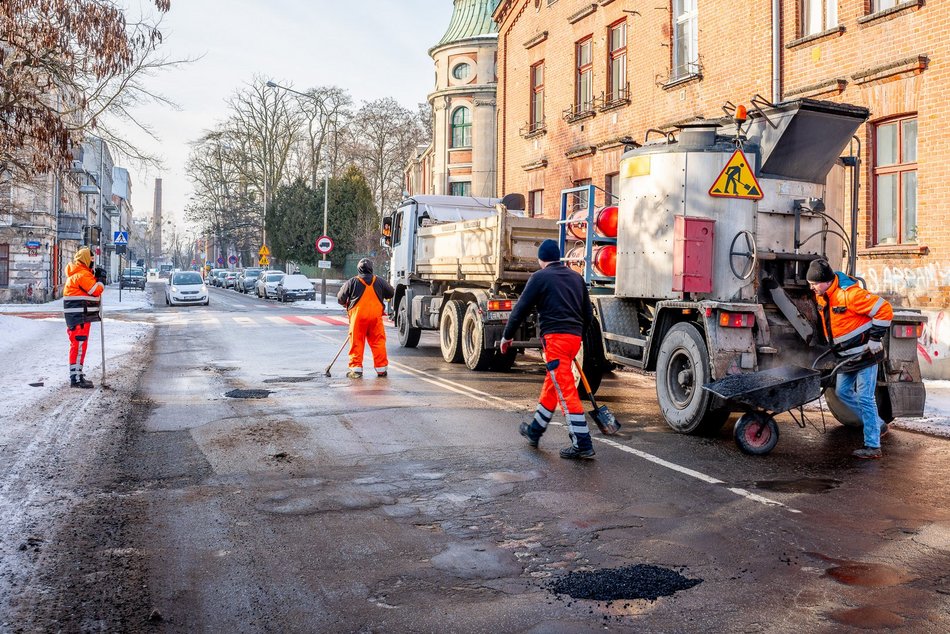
[
  {"xmin": 397, "ymin": 301, "xmax": 421, "ymax": 348},
  {"xmin": 439, "ymin": 300, "xmax": 465, "ymax": 363},
  {"xmin": 461, "ymin": 303, "xmax": 493, "ymax": 371},
  {"xmin": 656, "ymin": 322, "xmax": 729, "ymax": 435}
]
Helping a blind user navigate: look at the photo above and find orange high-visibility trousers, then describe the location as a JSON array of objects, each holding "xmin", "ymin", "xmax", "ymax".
[
  {"xmin": 539, "ymin": 333, "xmax": 584, "ymax": 414},
  {"xmin": 347, "ymin": 277, "xmax": 388, "ymax": 373}
]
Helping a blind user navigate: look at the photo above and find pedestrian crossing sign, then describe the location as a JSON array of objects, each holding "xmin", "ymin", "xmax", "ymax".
[
  {"xmin": 709, "ymin": 149, "xmax": 763, "ymax": 200},
  {"xmin": 259, "ymin": 255, "xmax": 269, "ymax": 267}
]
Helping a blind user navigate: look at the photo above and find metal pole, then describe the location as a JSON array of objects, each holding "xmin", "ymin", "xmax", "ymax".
[{"xmin": 321, "ymin": 172, "xmax": 328, "ymax": 304}]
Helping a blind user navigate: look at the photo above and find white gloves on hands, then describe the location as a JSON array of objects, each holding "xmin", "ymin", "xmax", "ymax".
[
  {"xmin": 868, "ymin": 339, "xmax": 884, "ymax": 354},
  {"xmin": 500, "ymin": 337, "xmax": 514, "ymax": 355}
]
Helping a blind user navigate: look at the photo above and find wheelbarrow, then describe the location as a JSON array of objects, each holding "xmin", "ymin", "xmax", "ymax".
[{"xmin": 702, "ymin": 353, "xmax": 853, "ymax": 455}]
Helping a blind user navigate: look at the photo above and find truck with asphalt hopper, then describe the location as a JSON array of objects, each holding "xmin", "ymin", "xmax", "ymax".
[
  {"xmin": 381, "ymin": 195, "xmax": 605, "ymax": 387},
  {"xmin": 555, "ymin": 97, "xmax": 926, "ymax": 454}
]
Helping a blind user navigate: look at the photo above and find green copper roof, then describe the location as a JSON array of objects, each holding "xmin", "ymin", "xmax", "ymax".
[{"xmin": 436, "ymin": 0, "xmax": 499, "ymax": 46}]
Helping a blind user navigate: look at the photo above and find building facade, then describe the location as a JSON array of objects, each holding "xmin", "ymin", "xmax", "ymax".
[
  {"xmin": 406, "ymin": 0, "xmax": 501, "ymax": 199},
  {"xmin": 494, "ymin": 0, "xmax": 950, "ymax": 375}
]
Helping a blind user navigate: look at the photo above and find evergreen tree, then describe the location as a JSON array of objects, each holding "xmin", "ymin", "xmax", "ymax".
[
  {"xmin": 268, "ymin": 179, "xmax": 320, "ymax": 265},
  {"xmin": 322, "ymin": 166, "xmax": 378, "ymax": 269}
]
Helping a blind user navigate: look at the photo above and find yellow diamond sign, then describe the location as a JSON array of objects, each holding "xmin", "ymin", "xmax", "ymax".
[{"xmin": 709, "ymin": 149, "xmax": 763, "ymax": 200}]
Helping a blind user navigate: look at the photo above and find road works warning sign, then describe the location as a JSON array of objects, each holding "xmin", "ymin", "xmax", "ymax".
[{"xmin": 709, "ymin": 149, "xmax": 763, "ymax": 200}]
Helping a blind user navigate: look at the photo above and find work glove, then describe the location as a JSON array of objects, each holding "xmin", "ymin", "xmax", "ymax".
[
  {"xmin": 499, "ymin": 337, "xmax": 513, "ymax": 355},
  {"xmin": 94, "ymin": 266, "xmax": 108, "ymax": 284},
  {"xmin": 868, "ymin": 339, "xmax": 884, "ymax": 354}
]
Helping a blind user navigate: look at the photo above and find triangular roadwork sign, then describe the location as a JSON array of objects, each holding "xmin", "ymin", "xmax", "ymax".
[{"xmin": 709, "ymin": 149, "xmax": 763, "ymax": 200}]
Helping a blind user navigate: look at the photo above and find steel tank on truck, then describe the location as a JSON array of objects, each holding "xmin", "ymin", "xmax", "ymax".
[{"xmin": 571, "ymin": 98, "xmax": 926, "ymax": 453}]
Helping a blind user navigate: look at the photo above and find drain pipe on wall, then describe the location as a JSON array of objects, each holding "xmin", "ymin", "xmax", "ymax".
[{"xmin": 772, "ymin": 0, "xmax": 782, "ymax": 104}]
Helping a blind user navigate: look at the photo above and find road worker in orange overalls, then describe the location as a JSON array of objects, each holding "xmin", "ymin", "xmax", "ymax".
[
  {"xmin": 337, "ymin": 258, "xmax": 395, "ymax": 378},
  {"xmin": 63, "ymin": 247, "xmax": 105, "ymax": 388},
  {"xmin": 500, "ymin": 239, "xmax": 596, "ymax": 459}
]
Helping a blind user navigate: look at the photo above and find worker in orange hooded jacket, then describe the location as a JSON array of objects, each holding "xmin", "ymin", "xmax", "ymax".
[
  {"xmin": 337, "ymin": 258, "xmax": 395, "ymax": 378},
  {"xmin": 63, "ymin": 247, "xmax": 105, "ymax": 388}
]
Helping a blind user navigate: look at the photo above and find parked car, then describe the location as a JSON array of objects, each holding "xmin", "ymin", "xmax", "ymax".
[
  {"xmin": 276, "ymin": 274, "xmax": 316, "ymax": 302},
  {"xmin": 255, "ymin": 271, "xmax": 284, "ymax": 299},
  {"xmin": 119, "ymin": 266, "xmax": 146, "ymax": 290},
  {"xmin": 165, "ymin": 270, "xmax": 209, "ymax": 306},
  {"xmin": 213, "ymin": 270, "xmax": 229, "ymax": 287},
  {"xmin": 207, "ymin": 268, "xmax": 226, "ymax": 286},
  {"xmin": 236, "ymin": 267, "xmax": 263, "ymax": 293},
  {"xmin": 224, "ymin": 271, "xmax": 238, "ymax": 288}
]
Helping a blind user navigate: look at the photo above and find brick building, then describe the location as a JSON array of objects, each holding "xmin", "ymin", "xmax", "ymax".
[
  {"xmin": 406, "ymin": 0, "xmax": 500, "ymax": 199},
  {"xmin": 493, "ymin": 0, "xmax": 950, "ymax": 376}
]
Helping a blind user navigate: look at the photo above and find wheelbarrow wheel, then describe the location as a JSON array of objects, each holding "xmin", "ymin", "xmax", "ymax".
[{"xmin": 734, "ymin": 413, "xmax": 780, "ymax": 455}]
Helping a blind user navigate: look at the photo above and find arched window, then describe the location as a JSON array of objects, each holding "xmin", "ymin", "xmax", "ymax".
[{"xmin": 451, "ymin": 107, "xmax": 471, "ymax": 148}]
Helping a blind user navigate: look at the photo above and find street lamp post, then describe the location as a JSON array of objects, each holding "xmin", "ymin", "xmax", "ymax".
[{"xmin": 267, "ymin": 79, "xmax": 332, "ymax": 304}]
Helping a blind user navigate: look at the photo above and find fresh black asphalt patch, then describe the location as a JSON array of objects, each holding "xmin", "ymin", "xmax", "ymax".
[{"xmin": 549, "ymin": 564, "xmax": 702, "ymax": 602}]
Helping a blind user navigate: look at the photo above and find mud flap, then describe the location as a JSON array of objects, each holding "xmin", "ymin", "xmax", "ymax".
[{"xmin": 883, "ymin": 381, "xmax": 926, "ymax": 419}]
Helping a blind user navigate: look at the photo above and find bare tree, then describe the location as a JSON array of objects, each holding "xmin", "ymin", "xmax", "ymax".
[
  {"xmin": 0, "ymin": 0, "xmax": 176, "ymax": 182},
  {"xmin": 347, "ymin": 98, "xmax": 422, "ymax": 216},
  {"xmin": 291, "ymin": 86, "xmax": 352, "ymax": 187}
]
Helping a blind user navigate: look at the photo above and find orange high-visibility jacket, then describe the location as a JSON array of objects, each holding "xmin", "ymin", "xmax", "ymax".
[
  {"xmin": 816, "ymin": 272, "xmax": 892, "ymax": 356},
  {"xmin": 63, "ymin": 262, "xmax": 104, "ymax": 328}
]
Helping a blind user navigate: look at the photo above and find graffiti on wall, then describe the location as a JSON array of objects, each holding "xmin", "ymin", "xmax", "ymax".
[
  {"xmin": 860, "ymin": 262, "xmax": 950, "ymax": 295},
  {"xmin": 857, "ymin": 263, "xmax": 950, "ymax": 376}
]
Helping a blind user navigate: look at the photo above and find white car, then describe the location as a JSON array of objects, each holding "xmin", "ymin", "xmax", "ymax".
[
  {"xmin": 276, "ymin": 274, "xmax": 316, "ymax": 302},
  {"xmin": 255, "ymin": 271, "xmax": 285, "ymax": 299},
  {"xmin": 165, "ymin": 271, "xmax": 209, "ymax": 306}
]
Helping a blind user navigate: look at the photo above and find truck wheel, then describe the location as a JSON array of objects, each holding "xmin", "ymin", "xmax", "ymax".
[
  {"xmin": 656, "ymin": 322, "xmax": 729, "ymax": 435},
  {"xmin": 461, "ymin": 303, "xmax": 493, "ymax": 371},
  {"xmin": 439, "ymin": 300, "xmax": 465, "ymax": 363},
  {"xmin": 397, "ymin": 301, "xmax": 421, "ymax": 348},
  {"xmin": 733, "ymin": 412, "xmax": 779, "ymax": 455}
]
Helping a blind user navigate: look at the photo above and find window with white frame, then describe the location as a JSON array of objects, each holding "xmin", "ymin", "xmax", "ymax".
[
  {"xmin": 607, "ymin": 21, "xmax": 627, "ymax": 102},
  {"xmin": 672, "ymin": 0, "xmax": 698, "ymax": 79},
  {"xmin": 530, "ymin": 62, "xmax": 544, "ymax": 130},
  {"xmin": 802, "ymin": 0, "xmax": 838, "ymax": 37},
  {"xmin": 529, "ymin": 190, "xmax": 543, "ymax": 218},
  {"xmin": 871, "ymin": 0, "xmax": 900, "ymax": 12},
  {"xmin": 874, "ymin": 115, "xmax": 917, "ymax": 245},
  {"xmin": 576, "ymin": 37, "xmax": 593, "ymax": 111}
]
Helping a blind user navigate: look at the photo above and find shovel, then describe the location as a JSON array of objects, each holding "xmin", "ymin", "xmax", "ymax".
[{"xmin": 572, "ymin": 357, "xmax": 620, "ymax": 435}]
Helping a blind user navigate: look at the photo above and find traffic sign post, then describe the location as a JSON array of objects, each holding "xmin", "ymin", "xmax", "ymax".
[{"xmin": 315, "ymin": 235, "xmax": 334, "ymax": 305}]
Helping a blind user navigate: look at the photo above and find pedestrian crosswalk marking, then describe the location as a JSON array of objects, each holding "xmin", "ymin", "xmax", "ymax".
[{"xmin": 154, "ymin": 313, "xmax": 365, "ymax": 329}]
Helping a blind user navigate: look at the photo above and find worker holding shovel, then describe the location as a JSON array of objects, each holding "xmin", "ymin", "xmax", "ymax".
[{"xmin": 500, "ymin": 239, "xmax": 596, "ymax": 459}]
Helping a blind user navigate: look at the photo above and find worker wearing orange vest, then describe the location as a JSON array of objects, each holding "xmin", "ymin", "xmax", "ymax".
[
  {"xmin": 337, "ymin": 258, "xmax": 395, "ymax": 378},
  {"xmin": 807, "ymin": 259, "xmax": 893, "ymax": 459},
  {"xmin": 63, "ymin": 247, "xmax": 105, "ymax": 388}
]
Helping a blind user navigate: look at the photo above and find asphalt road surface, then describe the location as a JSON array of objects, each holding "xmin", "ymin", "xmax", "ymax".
[{"xmin": 4, "ymin": 282, "xmax": 950, "ymax": 632}]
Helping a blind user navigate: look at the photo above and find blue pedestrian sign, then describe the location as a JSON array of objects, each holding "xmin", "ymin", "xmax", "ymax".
[{"xmin": 113, "ymin": 231, "xmax": 129, "ymax": 245}]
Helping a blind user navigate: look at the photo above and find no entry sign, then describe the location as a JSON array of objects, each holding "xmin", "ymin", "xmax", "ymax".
[{"xmin": 315, "ymin": 235, "xmax": 334, "ymax": 254}]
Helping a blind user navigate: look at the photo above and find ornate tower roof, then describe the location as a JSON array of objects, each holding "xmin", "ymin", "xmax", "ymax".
[{"xmin": 435, "ymin": 0, "xmax": 499, "ymax": 47}]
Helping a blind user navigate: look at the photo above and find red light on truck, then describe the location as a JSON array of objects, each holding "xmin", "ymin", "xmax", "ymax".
[
  {"xmin": 488, "ymin": 299, "xmax": 512, "ymax": 311},
  {"xmin": 892, "ymin": 324, "xmax": 924, "ymax": 338},
  {"xmin": 719, "ymin": 311, "xmax": 755, "ymax": 328}
]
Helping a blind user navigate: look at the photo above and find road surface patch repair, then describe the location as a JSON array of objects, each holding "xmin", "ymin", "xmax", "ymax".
[
  {"xmin": 224, "ymin": 388, "xmax": 272, "ymax": 399},
  {"xmin": 548, "ymin": 564, "xmax": 702, "ymax": 601}
]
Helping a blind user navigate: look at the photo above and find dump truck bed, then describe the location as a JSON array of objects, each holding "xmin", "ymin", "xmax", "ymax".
[{"xmin": 414, "ymin": 207, "xmax": 557, "ymax": 285}]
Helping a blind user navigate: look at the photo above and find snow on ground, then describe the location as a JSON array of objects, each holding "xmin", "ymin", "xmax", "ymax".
[
  {"xmin": 0, "ymin": 286, "xmax": 153, "ymax": 418},
  {"xmin": 284, "ymin": 299, "xmax": 346, "ymax": 312}
]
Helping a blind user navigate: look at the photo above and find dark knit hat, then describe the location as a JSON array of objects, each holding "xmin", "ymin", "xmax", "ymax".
[
  {"xmin": 806, "ymin": 258, "xmax": 835, "ymax": 283},
  {"xmin": 537, "ymin": 239, "xmax": 560, "ymax": 263},
  {"xmin": 357, "ymin": 258, "xmax": 373, "ymax": 275}
]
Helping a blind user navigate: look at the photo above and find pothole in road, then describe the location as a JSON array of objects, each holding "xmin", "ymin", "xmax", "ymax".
[
  {"xmin": 749, "ymin": 477, "xmax": 842, "ymax": 494},
  {"xmin": 548, "ymin": 564, "xmax": 702, "ymax": 602},
  {"xmin": 262, "ymin": 376, "xmax": 314, "ymax": 384},
  {"xmin": 224, "ymin": 389, "xmax": 272, "ymax": 399}
]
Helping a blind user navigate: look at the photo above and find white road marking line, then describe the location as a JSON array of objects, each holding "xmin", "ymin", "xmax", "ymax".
[
  {"xmin": 265, "ymin": 316, "xmax": 287, "ymax": 324},
  {"xmin": 233, "ymin": 317, "xmax": 256, "ymax": 325},
  {"xmin": 388, "ymin": 359, "xmax": 799, "ymax": 514},
  {"xmin": 295, "ymin": 315, "xmax": 327, "ymax": 326}
]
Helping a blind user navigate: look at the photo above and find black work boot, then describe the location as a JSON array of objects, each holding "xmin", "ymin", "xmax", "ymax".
[
  {"xmin": 559, "ymin": 445, "xmax": 596, "ymax": 460},
  {"xmin": 71, "ymin": 376, "xmax": 94, "ymax": 389},
  {"xmin": 519, "ymin": 422, "xmax": 542, "ymax": 448}
]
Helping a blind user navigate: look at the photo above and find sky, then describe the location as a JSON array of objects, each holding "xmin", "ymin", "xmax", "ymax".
[{"xmin": 118, "ymin": 0, "xmax": 454, "ymax": 229}]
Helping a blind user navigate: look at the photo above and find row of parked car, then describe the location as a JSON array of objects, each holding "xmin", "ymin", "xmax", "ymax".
[{"xmin": 206, "ymin": 268, "xmax": 317, "ymax": 302}]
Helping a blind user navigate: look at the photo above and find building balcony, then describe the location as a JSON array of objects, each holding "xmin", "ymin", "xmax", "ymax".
[
  {"xmin": 599, "ymin": 84, "xmax": 631, "ymax": 112},
  {"xmin": 519, "ymin": 119, "xmax": 547, "ymax": 139},
  {"xmin": 562, "ymin": 99, "xmax": 598, "ymax": 124}
]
